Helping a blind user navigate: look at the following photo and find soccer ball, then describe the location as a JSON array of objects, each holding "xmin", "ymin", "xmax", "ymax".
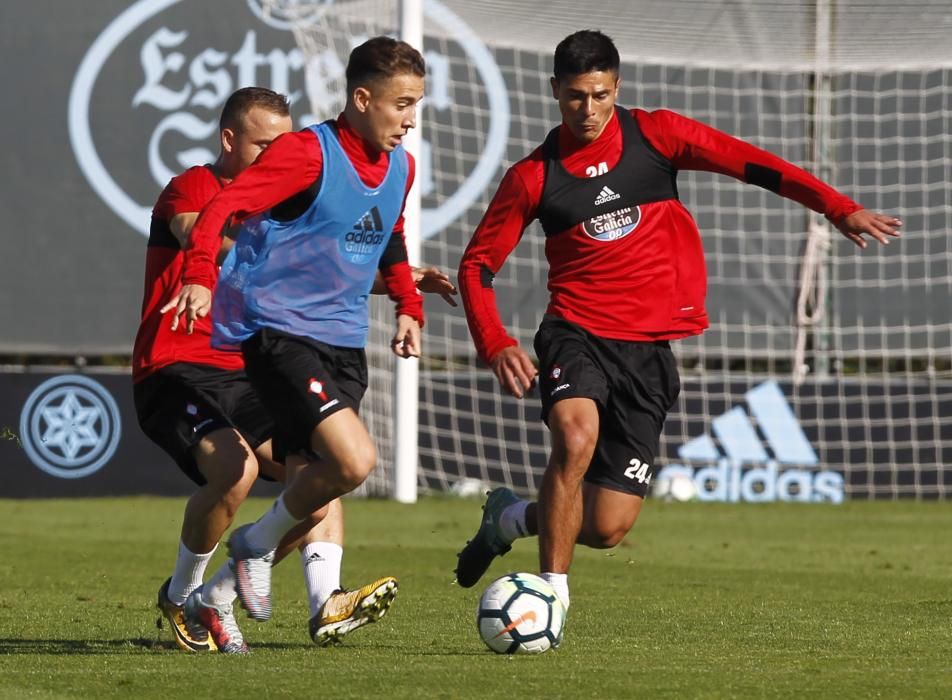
[
  {"xmin": 652, "ymin": 467, "xmax": 699, "ymax": 502},
  {"xmin": 476, "ymin": 572, "xmax": 565, "ymax": 654}
]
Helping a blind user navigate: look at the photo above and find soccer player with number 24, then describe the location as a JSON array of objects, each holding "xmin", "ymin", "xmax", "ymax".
[{"xmin": 455, "ymin": 30, "xmax": 901, "ymax": 620}]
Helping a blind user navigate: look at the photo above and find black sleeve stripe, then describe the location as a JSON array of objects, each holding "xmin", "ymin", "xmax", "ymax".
[
  {"xmin": 378, "ymin": 233, "xmax": 409, "ymax": 270},
  {"xmin": 480, "ymin": 265, "xmax": 495, "ymax": 288},
  {"xmin": 147, "ymin": 216, "xmax": 180, "ymax": 249},
  {"xmin": 745, "ymin": 163, "xmax": 782, "ymax": 194}
]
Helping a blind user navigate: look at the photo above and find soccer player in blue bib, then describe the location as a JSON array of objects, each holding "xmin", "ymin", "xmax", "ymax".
[{"xmin": 165, "ymin": 36, "xmax": 426, "ymax": 624}]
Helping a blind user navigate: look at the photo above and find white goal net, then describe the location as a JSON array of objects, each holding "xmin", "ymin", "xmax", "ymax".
[{"xmin": 272, "ymin": 0, "xmax": 952, "ymax": 500}]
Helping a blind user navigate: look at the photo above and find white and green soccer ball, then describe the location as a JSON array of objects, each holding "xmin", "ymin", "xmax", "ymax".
[
  {"xmin": 652, "ymin": 467, "xmax": 700, "ymax": 502},
  {"xmin": 476, "ymin": 572, "xmax": 565, "ymax": 654}
]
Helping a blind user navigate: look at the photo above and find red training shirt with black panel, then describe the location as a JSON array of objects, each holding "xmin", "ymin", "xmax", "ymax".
[
  {"xmin": 458, "ymin": 106, "xmax": 862, "ymax": 364},
  {"xmin": 132, "ymin": 166, "xmax": 243, "ymax": 383}
]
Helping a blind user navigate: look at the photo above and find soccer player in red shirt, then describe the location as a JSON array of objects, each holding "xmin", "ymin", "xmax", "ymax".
[
  {"xmin": 454, "ymin": 31, "xmax": 901, "ymax": 614},
  {"xmin": 164, "ymin": 38, "xmax": 427, "ymax": 626},
  {"xmin": 138, "ymin": 88, "xmax": 454, "ymax": 653}
]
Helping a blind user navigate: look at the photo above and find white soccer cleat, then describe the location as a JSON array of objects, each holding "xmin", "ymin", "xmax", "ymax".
[
  {"xmin": 227, "ymin": 524, "xmax": 276, "ymax": 621},
  {"xmin": 183, "ymin": 587, "xmax": 249, "ymax": 654}
]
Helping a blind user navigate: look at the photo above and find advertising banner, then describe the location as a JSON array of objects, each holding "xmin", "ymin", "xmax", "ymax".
[{"xmin": 0, "ymin": 370, "xmax": 281, "ymax": 498}]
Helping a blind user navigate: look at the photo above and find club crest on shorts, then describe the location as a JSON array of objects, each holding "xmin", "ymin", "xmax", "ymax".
[
  {"xmin": 582, "ymin": 205, "xmax": 642, "ymax": 242},
  {"xmin": 308, "ymin": 377, "xmax": 340, "ymax": 413},
  {"xmin": 550, "ymin": 366, "xmax": 561, "ymax": 380},
  {"xmin": 308, "ymin": 378, "xmax": 328, "ymax": 400}
]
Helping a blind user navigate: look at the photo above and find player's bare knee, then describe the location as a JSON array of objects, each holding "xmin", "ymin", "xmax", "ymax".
[
  {"xmin": 552, "ymin": 420, "xmax": 598, "ymax": 464},
  {"xmin": 196, "ymin": 447, "xmax": 257, "ymax": 496},
  {"xmin": 205, "ymin": 461, "xmax": 256, "ymax": 511},
  {"xmin": 336, "ymin": 441, "xmax": 377, "ymax": 490}
]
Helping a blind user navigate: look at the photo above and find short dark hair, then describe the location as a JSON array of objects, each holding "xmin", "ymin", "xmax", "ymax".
[
  {"xmin": 553, "ymin": 30, "xmax": 620, "ymax": 81},
  {"xmin": 346, "ymin": 36, "xmax": 425, "ymax": 92},
  {"xmin": 219, "ymin": 87, "xmax": 290, "ymax": 132}
]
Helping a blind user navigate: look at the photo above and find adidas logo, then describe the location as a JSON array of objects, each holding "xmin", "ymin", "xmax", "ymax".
[
  {"xmin": 594, "ymin": 186, "xmax": 621, "ymax": 206},
  {"xmin": 346, "ymin": 206, "xmax": 385, "ymax": 243},
  {"xmin": 343, "ymin": 206, "xmax": 386, "ymax": 262},
  {"xmin": 304, "ymin": 552, "xmax": 325, "ymax": 564},
  {"xmin": 679, "ymin": 380, "xmax": 817, "ymax": 466},
  {"xmin": 355, "ymin": 207, "xmax": 384, "ymax": 234},
  {"xmin": 662, "ymin": 380, "xmax": 844, "ymax": 503}
]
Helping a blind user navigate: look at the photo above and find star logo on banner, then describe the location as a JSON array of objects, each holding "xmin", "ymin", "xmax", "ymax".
[
  {"xmin": 19, "ymin": 375, "xmax": 122, "ymax": 479},
  {"xmin": 39, "ymin": 391, "xmax": 103, "ymax": 461}
]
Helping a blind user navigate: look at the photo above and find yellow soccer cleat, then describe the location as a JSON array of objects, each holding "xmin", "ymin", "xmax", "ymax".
[
  {"xmin": 156, "ymin": 577, "xmax": 217, "ymax": 652},
  {"xmin": 309, "ymin": 576, "xmax": 398, "ymax": 646}
]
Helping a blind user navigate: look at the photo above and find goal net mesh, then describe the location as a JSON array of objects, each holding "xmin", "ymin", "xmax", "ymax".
[{"xmin": 266, "ymin": 0, "xmax": 952, "ymax": 499}]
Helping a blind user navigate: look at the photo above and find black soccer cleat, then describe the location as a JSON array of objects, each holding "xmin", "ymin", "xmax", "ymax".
[{"xmin": 454, "ymin": 488, "xmax": 520, "ymax": 588}]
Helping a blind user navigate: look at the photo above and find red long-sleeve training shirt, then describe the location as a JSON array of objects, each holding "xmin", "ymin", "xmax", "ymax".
[
  {"xmin": 132, "ymin": 166, "xmax": 243, "ymax": 382},
  {"xmin": 459, "ymin": 108, "xmax": 861, "ymax": 363},
  {"xmin": 183, "ymin": 115, "xmax": 423, "ymax": 324}
]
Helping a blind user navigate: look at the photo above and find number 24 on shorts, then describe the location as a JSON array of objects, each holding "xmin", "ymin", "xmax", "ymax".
[{"xmin": 624, "ymin": 458, "xmax": 651, "ymax": 484}]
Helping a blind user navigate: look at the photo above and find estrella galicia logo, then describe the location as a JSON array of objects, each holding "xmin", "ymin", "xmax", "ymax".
[
  {"xmin": 244, "ymin": 0, "xmax": 325, "ymax": 30},
  {"xmin": 68, "ymin": 0, "xmax": 509, "ymax": 242},
  {"xmin": 343, "ymin": 207, "xmax": 386, "ymax": 264},
  {"xmin": 661, "ymin": 380, "xmax": 844, "ymax": 503},
  {"xmin": 19, "ymin": 375, "xmax": 121, "ymax": 479},
  {"xmin": 582, "ymin": 206, "xmax": 641, "ymax": 241}
]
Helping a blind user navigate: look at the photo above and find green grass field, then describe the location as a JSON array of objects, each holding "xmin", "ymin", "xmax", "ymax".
[{"xmin": 0, "ymin": 497, "xmax": 950, "ymax": 699}]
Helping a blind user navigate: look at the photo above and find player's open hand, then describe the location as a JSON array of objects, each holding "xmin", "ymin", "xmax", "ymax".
[
  {"xmin": 491, "ymin": 345, "xmax": 538, "ymax": 399},
  {"xmin": 160, "ymin": 284, "xmax": 212, "ymax": 334},
  {"xmin": 391, "ymin": 314, "xmax": 421, "ymax": 358},
  {"xmin": 412, "ymin": 266, "xmax": 458, "ymax": 307},
  {"xmin": 836, "ymin": 209, "xmax": 902, "ymax": 249}
]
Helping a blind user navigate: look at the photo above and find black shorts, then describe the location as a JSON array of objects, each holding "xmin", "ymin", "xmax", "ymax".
[
  {"xmin": 134, "ymin": 363, "xmax": 275, "ymax": 486},
  {"xmin": 533, "ymin": 316, "xmax": 681, "ymax": 497},
  {"xmin": 241, "ymin": 328, "xmax": 368, "ymax": 458}
]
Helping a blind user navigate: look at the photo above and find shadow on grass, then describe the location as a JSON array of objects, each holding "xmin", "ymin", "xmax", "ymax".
[
  {"xmin": 0, "ymin": 638, "xmax": 304, "ymax": 655},
  {"xmin": 0, "ymin": 637, "xmax": 495, "ymax": 656}
]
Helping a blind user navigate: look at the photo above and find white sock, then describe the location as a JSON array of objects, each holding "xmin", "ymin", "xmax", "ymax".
[
  {"xmin": 245, "ymin": 494, "xmax": 299, "ymax": 552},
  {"xmin": 167, "ymin": 541, "xmax": 216, "ymax": 606},
  {"xmin": 301, "ymin": 542, "xmax": 343, "ymax": 617},
  {"xmin": 541, "ymin": 572, "xmax": 570, "ymax": 610},
  {"xmin": 498, "ymin": 501, "xmax": 530, "ymax": 543},
  {"xmin": 203, "ymin": 561, "xmax": 238, "ymax": 608}
]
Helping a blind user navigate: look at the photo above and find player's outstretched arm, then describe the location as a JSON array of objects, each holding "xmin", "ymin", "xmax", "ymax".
[
  {"xmin": 490, "ymin": 345, "xmax": 538, "ymax": 399},
  {"xmin": 160, "ymin": 284, "xmax": 212, "ymax": 334},
  {"xmin": 391, "ymin": 314, "xmax": 421, "ymax": 358},
  {"xmin": 412, "ymin": 266, "xmax": 458, "ymax": 306},
  {"xmin": 834, "ymin": 209, "xmax": 902, "ymax": 249},
  {"xmin": 370, "ymin": 266, "xmax": 458, "ymax": 306},
  {"xmin": 638, "ymin": 110, "xmax": 902, "ymax": 241}
]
